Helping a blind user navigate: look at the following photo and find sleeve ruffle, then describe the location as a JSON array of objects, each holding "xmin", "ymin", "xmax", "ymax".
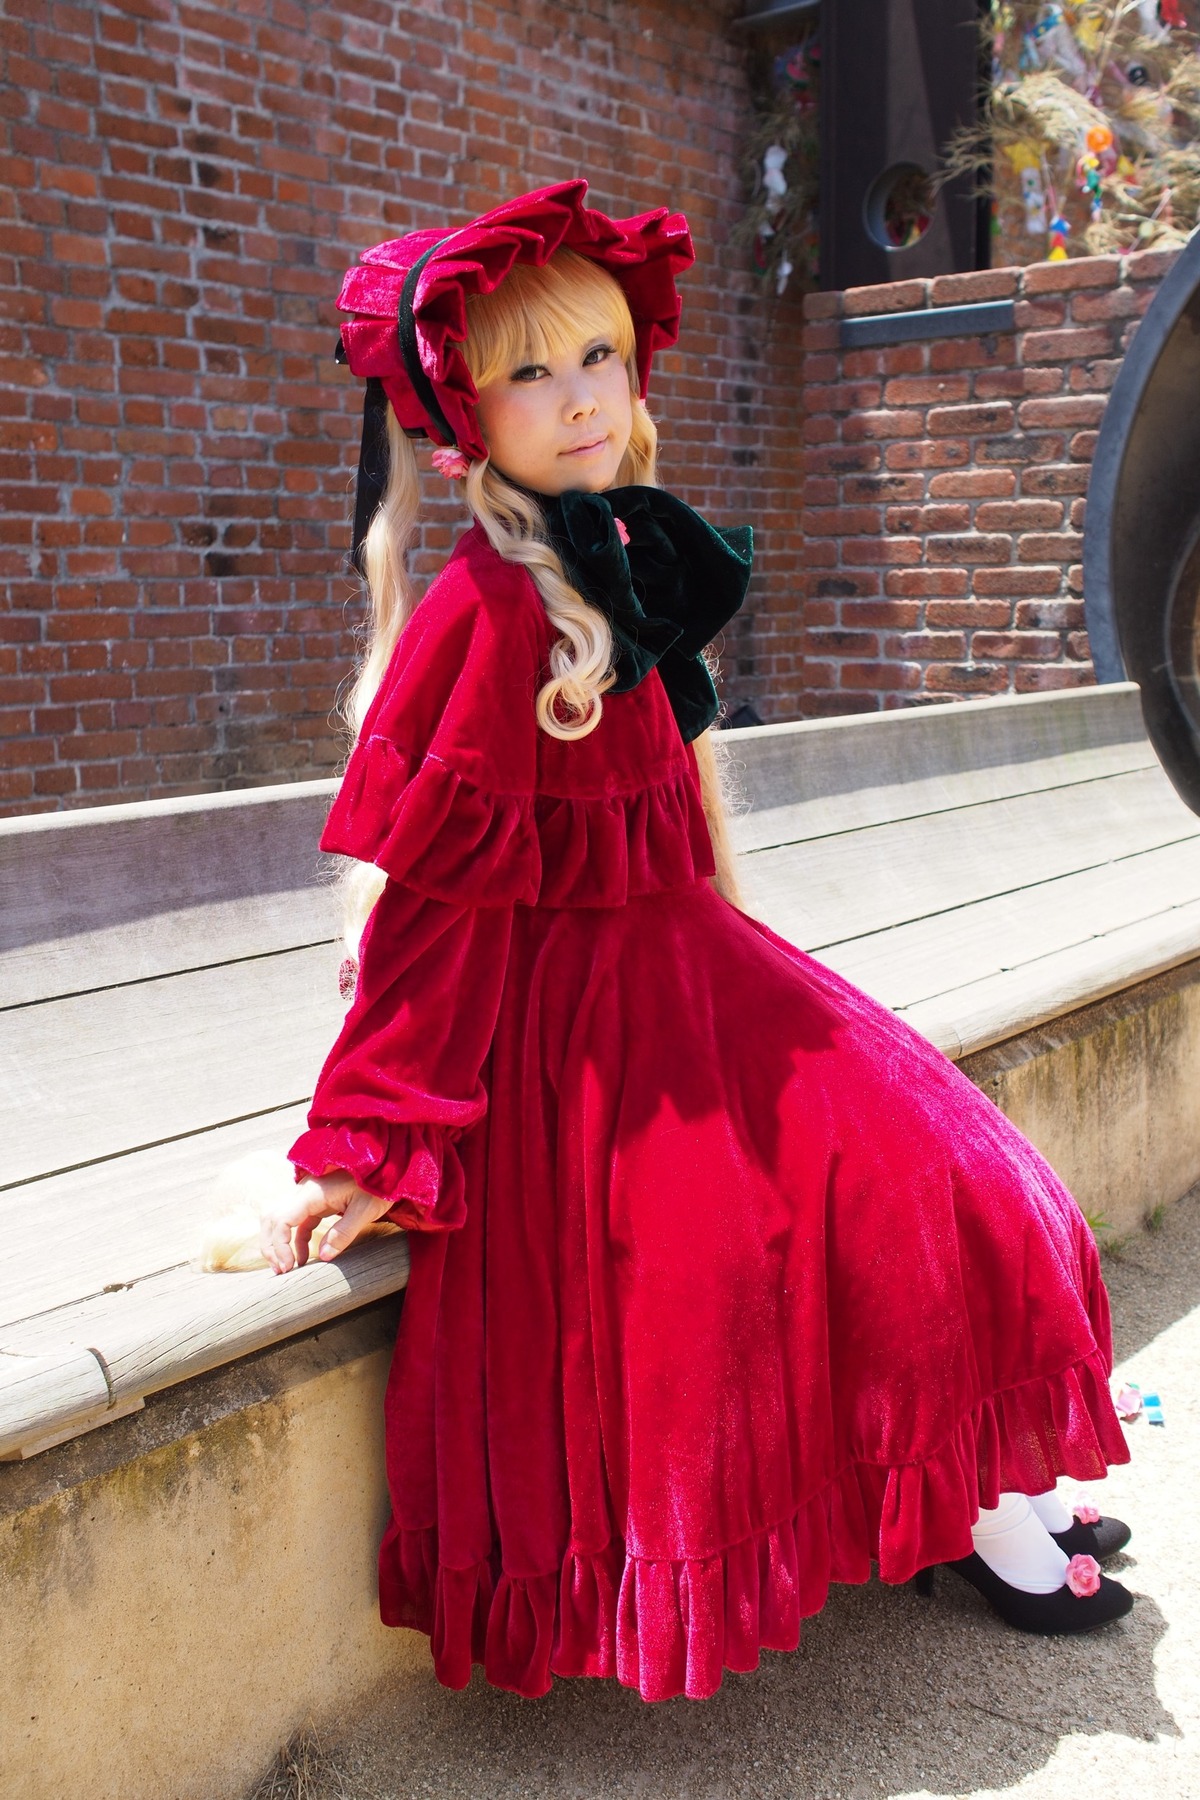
[
  {"xmin": 289, "ymin": 1118, "xmax": 466, "ymax": 1232},
  {"xmin": 321, "ymin": 731, "xmax": 716, "ymax": 910}
]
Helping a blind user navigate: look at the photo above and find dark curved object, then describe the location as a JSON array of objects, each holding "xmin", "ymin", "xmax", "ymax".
[{"xmin": 1083, "ymin": 228, "xmax": 1200, "ymax": 815}]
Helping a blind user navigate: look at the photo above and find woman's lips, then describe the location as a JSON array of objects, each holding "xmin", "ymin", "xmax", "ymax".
[{"xmin": 562, "ymin": 436, "xmax": 608, "ymax": 456}]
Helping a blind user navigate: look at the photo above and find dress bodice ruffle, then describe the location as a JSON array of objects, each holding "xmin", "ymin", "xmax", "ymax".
[{"xmin": 317, "ymin": 523, "xmax": 717, "ymax": 907}]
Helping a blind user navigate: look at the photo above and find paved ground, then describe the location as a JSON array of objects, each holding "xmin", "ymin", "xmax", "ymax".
[{"xmin": 286, "ymin": 1187, "xmax": 1200, "ymax": 1800}]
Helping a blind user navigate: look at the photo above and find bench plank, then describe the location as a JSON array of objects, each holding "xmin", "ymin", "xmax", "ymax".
[
  {"xmin": 823, "ymin": 836, "xmax": 1200, "ymax": 1011},
  {"xmin": 0, "ymin": 1104, "xmax": 312, "ymax": 1329},
  {"xmin": 739, "ymin": 765, "xmax": 1200, "ymax": 949},
  {"xmin": 900, "ymin": 899, "xmax": 1200, "ymax": 1058},
  {"xmin": 0, "ymin": 1232, "xmax": 410, "ymax": 1459},
  {"xmin": 1, "ymin": 945, "xmax": 344, "ymax": 1187},
  {"xmin": 0, "ymin": 781, "xmax": 338, "ymax": 1004},
  {"xmin": 727, "ymin": 736, "xmax": 1156, "ymax": 855}
]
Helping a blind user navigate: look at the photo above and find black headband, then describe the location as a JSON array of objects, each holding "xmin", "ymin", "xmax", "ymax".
[{"xmin": 337, "ymin": 234, "xmax": 459, "ymax": 577}]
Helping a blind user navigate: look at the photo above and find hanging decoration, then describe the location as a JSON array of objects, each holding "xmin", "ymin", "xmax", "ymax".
[
  {"xmin": 938, "ymin": 2, "xmax": 1200, "ymax": 262},
  {"xmin": 734, "ymin": 30, "xmax": 821, "ymax": 297}
]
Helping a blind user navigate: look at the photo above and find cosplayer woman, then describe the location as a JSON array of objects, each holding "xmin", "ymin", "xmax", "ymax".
[{"xmin": 230, "ymin": 182, "xmax": 1137, "ymax": 1701}]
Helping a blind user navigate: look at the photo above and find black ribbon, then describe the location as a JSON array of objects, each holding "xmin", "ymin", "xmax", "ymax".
[
  {"xmin": 340, "ymin": 236, "xmax": 456, "ymax": 576},
  {"xmin": 534, "ymin": 486, "xmax": 753, "ymax": 743}
]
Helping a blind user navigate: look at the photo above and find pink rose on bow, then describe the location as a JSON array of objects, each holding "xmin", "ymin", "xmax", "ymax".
[
  {"xmin": 614, "ymin": 516, "xmax": 630, "ymax": 546},
  {"xmin": 1072, "ymin": 1502, "xmax": 1102, "ymax": 1526},
  {"xmin": 1064, "ymin": 1553, "xmax": 1102, "ymax": 1597},
  {"xmin": 431, "ymin": 446, "xmax": 471, "ymax": 480}
]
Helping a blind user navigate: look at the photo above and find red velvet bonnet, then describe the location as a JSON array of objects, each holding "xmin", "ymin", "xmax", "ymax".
[{"xmin": 336, "ymin": 178, "xmax": 695, "ymax": 464}]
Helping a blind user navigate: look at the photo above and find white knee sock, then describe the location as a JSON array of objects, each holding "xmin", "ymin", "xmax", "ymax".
[
  {"xmin": 970, "ymin": 1492, "xmax": 1070, "ymax": 1594},
  {"xmin": 1027, "ymin": 1487, "xmax": 1075, "ymax": 1534}
]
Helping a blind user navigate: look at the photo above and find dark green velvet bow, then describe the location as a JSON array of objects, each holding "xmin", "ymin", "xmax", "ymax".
[{"xmin": 534, "ymin": 486, "xmax": 754, "ymax": 744}]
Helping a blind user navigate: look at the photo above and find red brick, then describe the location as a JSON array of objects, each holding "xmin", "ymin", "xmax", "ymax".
[
  {"xmin": 1020, "ymin": 464, "xmax": 1091, "ymax": 496},
  {"xmin": 882, "ymin": 374, "xmax": 970, "ymax": 405},
  {"xmin": 929, "ymin": 470, "xmax": 1016, "ymax": 499},
  {"xmin": 927, "ymin": 402, "xmax": 1014, "ymax": 437},
  {"xmin": 975, "ymin": 501, "xmax": 1064, "ymax": 531},
  {"xmin": 885, "ymin": 504, "xmax": 971, "ymax": 534},
  {"xmin": 923, "ymin": 664, "xmax": 1009, "ymax": 696},
  {"xmin": 971, "ymin": 630, "xmax": 1063, "ymax": 660},
  {"xmin": 1125, "ymin": 246, "xmax": 1183, "ymax": 282},
  {"xmin": 1022, "ymin": 254, "xmax": 1121, "ymax": 295},
  {"xmin": 842, "ymin": 408, "xmax": 925, "ymax": 442},
  {"xmin": 883, "ymin": 631, "xmax": 968, "ymax": 659},
  {"xmin": 885, "ymin": 569, "xmax": 970, "ymax": 598},
  {"xmin": 929, "ymin": 269, "xmax": 1019, "ymax": 305},
  {"xmin": 803, "ymin": 290, "xmax": 842, "ymax": 321},
  {"xmin": 1070, "ymin": 287, "xmax": 1139, "ymax": 323},
  {"xmin": 974, "ymin": 566, "xmax": 1065, "ymax": 598},
  {"xmin": 926, "ymin": 599, "xmax": 1012, "ymax": 628},
  {"xmin": 1024, "ymin": 327, "xmax": 1116, "ymax": 364},
  {"xmin": 1017, "ymin": 531, "xmax": 1085, "ymax": 562},
  {"xmin": 1016, "ymin": 396, "xmax": 1107, "ymax": 430},
  {"xmin": 926, "ymin": 533, "xmax": 1012, "ymax": 566},
  {"xmin": 1014, "ymin": 664, "xmax": 1096, "ymax": 692},
  {"xmin": 842, "ymin": 278, "xmax": 928, "ymax": 317}
]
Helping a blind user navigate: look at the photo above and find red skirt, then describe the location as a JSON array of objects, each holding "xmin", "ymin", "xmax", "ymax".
[{"xmin": 376, "ymin": 877, "xmax": 1128, "ymax": 1701}]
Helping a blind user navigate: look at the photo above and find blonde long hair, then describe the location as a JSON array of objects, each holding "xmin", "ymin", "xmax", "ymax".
[{"xmin": 339, "ymin": 248, "xmax": 746, "ymax": 950}]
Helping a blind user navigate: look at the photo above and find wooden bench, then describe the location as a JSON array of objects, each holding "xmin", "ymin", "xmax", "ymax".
[{"xmin": 5, "ymin": 678, "xmax": 1200, "ymax": 1799}]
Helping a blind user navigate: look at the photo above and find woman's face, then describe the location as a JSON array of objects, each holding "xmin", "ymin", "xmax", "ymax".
[{"xmin": 473, "ymin": 329, "xmax": 634, "ymax": 495}]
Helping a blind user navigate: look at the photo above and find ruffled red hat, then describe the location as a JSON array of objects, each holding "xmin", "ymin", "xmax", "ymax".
[{"xmin": 337, "ymin": 178, "xmax": 694, "ymax": 463}]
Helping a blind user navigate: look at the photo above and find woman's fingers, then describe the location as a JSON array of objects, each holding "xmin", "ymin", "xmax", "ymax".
[{"xmin": 317, "ymin": 1188, "xmax": 393, "ymax": 1261}]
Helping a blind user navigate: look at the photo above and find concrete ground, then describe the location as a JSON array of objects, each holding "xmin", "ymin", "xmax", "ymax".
[{"xmin": 268, "ymin": 1187, "xmax": 1200, "ymax": 1800}]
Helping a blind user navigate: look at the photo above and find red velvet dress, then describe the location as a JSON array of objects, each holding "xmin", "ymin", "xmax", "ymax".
[{"xmin": 289, "ymin": 522, "xmax": 1129, "ymax": 1702}]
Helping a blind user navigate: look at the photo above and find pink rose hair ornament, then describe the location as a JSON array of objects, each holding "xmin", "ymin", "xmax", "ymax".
[{"xmin": 332, "ymin": 178, "xmax": 695, "ymax": 573}]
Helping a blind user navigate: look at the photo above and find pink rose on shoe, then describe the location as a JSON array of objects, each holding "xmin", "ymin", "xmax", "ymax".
[
  {"xmin": 431, "ymin": 446, "xmax": 471, "ymax": 480},
  {"xmin": 1073, "ymin": 1502, "xmax": 1102, "ymax": 1526},
  {"xmin": 1114, "ymin": 1382, "xmax": 1142, "ymax": 1419},
  {"xmin": 1065, "ymin": 1553, "xmax": 1102, "ymax": 1597}
]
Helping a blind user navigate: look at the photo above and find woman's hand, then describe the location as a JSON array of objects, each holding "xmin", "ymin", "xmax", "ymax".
[{"xmin": 259, "ymin": 1168, "xmax": 396, "ymax": 1275}]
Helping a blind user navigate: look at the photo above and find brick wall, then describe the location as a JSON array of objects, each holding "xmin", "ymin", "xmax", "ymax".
[
  {"xmin": 799, "ymin": 247, "xmax": 1181, "ymax": 714},
  {"xmin": 0, "ymin": 0, "xmax": 808, "ymax": 815}
]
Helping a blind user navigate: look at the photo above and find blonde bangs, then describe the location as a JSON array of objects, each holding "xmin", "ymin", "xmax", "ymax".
[{"xmin": 463, "ymin": 248, "xmax": 637, "ymax": 392}]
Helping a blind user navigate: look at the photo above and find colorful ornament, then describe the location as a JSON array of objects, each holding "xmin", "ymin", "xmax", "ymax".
[
  {"xmin": 1021, "ymin": 164, "xmax": 1048, "ymax": 233},
  {"xmin": 1160, "ymin": 0, "xmax": 1187, "ymax": 29},
  {"xmin": 762, "ymin": 144, "xmax": 788, "ymax": 220}
]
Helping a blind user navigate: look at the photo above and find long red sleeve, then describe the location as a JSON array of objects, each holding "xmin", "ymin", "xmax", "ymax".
[
  {"xmin": 289, "ymin": 881, "xmax": 516, "ymax": 1228},
  {"xmin": 288, "ymin": 531, "xmax": 546, "ymax": 1226}
]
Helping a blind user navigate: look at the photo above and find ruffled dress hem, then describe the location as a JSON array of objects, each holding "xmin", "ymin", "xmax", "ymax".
[{"xmin": 377, "ymin": 1348, "xmax": 1129, "ymax": 1702}]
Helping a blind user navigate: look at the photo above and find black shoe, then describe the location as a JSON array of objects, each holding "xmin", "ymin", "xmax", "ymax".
[
  {"xmin": 1050, "ymin": 1515, "xmax": 1132, "ymax": 1561},
  {"xmin": 912, "ymin": 1552, "xmax": 1134, "ymax": 1634}
]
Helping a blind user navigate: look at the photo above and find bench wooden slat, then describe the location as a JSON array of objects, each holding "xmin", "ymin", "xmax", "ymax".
[
  {"xmin": 0, "ymin": 1232, "xmax": 410, "ymax": 1453},
  {"xmin": 822, "ymin": 835, "xmax": 1200, "ymax": 1011},
  {"xmin": 1, "ymin": 891, "xmax": 340, "ymax": 1011},
  {"xmin": 0, "ymin": 781, "xmax": 338, "ymax": 1003},
  {"xmin": 722, "ymin": 682, "xmax": 1148, "ymax": 818},
  {"xmin": 2, "ymin": 945, "xmax": 344, "ymax": 1187},
  {"xmin": 727, "ymin": 735, "xmax": 1155, "ymax": 856},
  {"xmin": 739, "ymin": 764, "xmax": 1200, "ymax": 949},
  {"xmin": 0, "ymin": 1346, "xmax": 113, "ymax": 1460},
  {"xmin": 899, "ymin": 898, "xmax": 1200, "ymax": 1059},
  {"xmin": 0, "ymin": 1104, "xmax": 312, "ymax": 1329}
]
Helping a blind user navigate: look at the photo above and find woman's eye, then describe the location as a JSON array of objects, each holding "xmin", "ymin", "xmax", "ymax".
[
  {"xmin": 584, "ymin": 344, "xmax": 614, "ymax": 365},
  {"xmin": 512, "ymin": 364, "xmax": 546, "ymax": 382}
]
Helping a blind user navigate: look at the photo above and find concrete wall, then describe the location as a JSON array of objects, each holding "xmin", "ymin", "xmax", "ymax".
[
  {"xmin": 961, "ymin": 955, "xmax": 1200, "ymax": 1242},
  {"xmin": 0, "ymin": 1301, "xmax": 423, "ymax": 1800}
]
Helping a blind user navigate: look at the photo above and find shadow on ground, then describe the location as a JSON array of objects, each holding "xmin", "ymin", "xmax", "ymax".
[{"xmin": 272, "ymin": 1190, "xmax": 1200, "ymax": 1800}]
